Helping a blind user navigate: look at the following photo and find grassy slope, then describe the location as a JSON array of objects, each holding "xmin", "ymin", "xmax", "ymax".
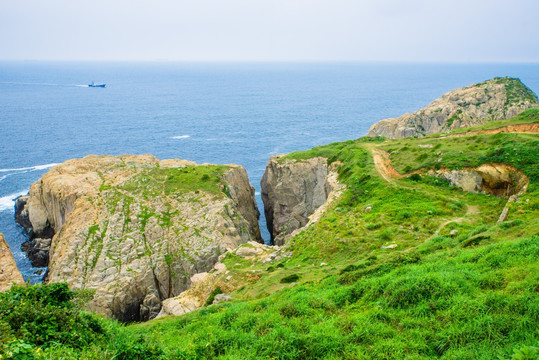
[
  {"xmin": 123, "ymin": 111, "xmax": 539, "ymax": 359},
  {"xmin": 10, "ymin": 112, "xmax": 536, "ymax": 359}
]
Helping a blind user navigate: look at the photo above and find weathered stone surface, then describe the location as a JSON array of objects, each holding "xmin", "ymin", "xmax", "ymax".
[
  {"xmin": 0, "ymin": 233, "xmax": 25, "ymax": 292},
  {"xmin": 213, "ymin": 293, "xmax": 232, "ymax": 304},
  {"xmin": 368, "ymin": 77, "xmax": 538, "ymax": 139},
  {"xmin": 156, "ymin": 241, "xmax": 276, "ymax": 318},
  {"xmin": 427, "ymin": 163, "xmax": 528, "ymax": 198},
  {"xmin": 261, "ymin": 156, "xmax": 343, "ymax": 245},
  {"xmin": 17, "ymin": 154, "xmax": 262, "ymax": 321},
  {"xmin": 261, "ymin": 156, "xmax": 330, "ymax": 245}
]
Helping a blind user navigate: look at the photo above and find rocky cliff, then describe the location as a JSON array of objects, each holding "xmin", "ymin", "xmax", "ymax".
[
  {"xmin": 0, "ymin": 233, "xmax": 25, "ymax": 291},
  {"xmin": 15, "ymin": 155, "xmax": 261, "ymax": 321},
  {"xmin": 367, "ymin": 77, "xmax": 538, "ymax": 139},
  {"xmin": 261, "ymin": 156, "xmax": 342, "ymax": 245}
]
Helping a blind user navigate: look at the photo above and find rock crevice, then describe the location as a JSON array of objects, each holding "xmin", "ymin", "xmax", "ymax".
[{"xmin": 261, "ymin": 156, "xmax": 342, "ymax": 245}]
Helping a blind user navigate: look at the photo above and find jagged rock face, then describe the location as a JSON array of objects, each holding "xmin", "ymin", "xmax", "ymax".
[
  {"xmin": 16, "ymin": 154, "xmax": 261, "ymax": 321},
  {"xmin": 261, "ymin": 156, "xmax": 335, "ymax": 245},
  {"xmin": 0, "ymin": 233, "xmax": 25, "ymax": 292},
  {"xmin": 428, "ymin": 163, "xmax": 529, "ymax": 198},
  {"xmin": 368, "ymin": 77, "xmax": 539, "ymax": 139}
]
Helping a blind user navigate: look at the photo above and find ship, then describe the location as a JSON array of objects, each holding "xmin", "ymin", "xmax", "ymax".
[{"xmin": 88, "ymin": 81, "xmax": 106, "ymax": 88}]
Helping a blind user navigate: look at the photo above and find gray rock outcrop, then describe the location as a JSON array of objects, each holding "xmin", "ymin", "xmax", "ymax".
[
  {"xmin": 15, "ymin": 154, "xmax": 262, "ymax": 321},
  {"xmin": 427, "ymin": 163, "xmax": 529, "ymax": 198},
  {"xmin": 368, "ymin": 77, "xmax": 538, "ymax": 139},
  {"xmin": 0, "ymin": 233, "xmax": 25, "ymax": 291},
  {"xmin": 261, "ymin": 156, "xmax": 338, "ymax": 245}
]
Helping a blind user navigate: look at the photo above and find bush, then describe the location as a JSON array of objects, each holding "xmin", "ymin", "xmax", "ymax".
[
  {"xmin": 280, "ymin": 274, "xmax": 300, "ymax": 283},
  {"xmin": 0, "ymin": 283, "xmax": 104, "ymax": 351}
]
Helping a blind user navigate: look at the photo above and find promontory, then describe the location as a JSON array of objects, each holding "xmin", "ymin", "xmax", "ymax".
[
  {"xmin": 367, "ymin": 77, "xmax": 538, "ymax": 138},
  {"xmin": 15, "ymin": 154, "xmax": 261, "ymax": 321}
]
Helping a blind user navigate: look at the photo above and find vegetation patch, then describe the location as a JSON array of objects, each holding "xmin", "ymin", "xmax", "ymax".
[
  {"xmin": 4, "ymin": 111, "xmax": 538, "ymax": 359},
  {"xmin": 280, "ymin": 274, "xmax": 300, "ymax": 283}
]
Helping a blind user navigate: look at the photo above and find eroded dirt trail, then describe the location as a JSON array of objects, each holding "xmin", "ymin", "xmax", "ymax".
[{"xmin": 371, "ymin": 148, "xmax": 403, "ymax": 184}]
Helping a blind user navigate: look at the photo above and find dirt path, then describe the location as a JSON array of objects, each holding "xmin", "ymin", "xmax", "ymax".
[
  {"xmin": 371, "ymin": 146, "xmax": 484, "ymax": 252},
  {"xmin": 371, "ymin": 149, "xmax": 403, "ymax": 184},
  {"xmin": 369, "ymin": 124, "xmax": 534, "ymax": 252},
  {"xmin": 370, "ymin": 122, "xmax": 538, "ymax": 185}
]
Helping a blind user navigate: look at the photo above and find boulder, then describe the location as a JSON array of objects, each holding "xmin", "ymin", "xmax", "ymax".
[{"xmin": 213, "ymin": 293, "xmax": 232, "ymax": 304}]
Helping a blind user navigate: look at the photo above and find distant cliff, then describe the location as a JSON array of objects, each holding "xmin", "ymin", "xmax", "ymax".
[
  {"xmin": 367, "ymin": 77, "xmax": 538, "ymax": 139},
  {"xmin": 0, "ymin": 233, "xmax": 25, "ymax": 292},
  {"xmin": 15, "ymin": 155, "xmax": 261, "ymax": 321}
]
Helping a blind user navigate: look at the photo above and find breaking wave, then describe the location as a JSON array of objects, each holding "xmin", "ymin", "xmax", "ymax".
[
  {"xmin": 171, "ymin": 135, "xmax": 190, "ymax": 139},
  {"xmin": 0, "ymin": 163, "xmax": 59, "ymax": 173},
  {"xmin": 0, "ymin": 190, "xmax": 27, "ymax": 212}
]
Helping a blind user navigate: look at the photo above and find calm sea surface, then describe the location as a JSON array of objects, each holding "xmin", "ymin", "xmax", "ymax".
[{"xmin": 1, "ymin": 62, "xmax": 538, "ymax": 282}]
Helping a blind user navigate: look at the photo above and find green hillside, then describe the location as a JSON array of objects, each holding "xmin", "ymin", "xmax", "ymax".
[{"xmin": 2, "ymin": 109, "xmax": 538, "ymax": 359}]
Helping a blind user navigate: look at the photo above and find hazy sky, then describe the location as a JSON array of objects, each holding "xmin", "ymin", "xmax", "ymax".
[{"xmin": 1, "ymin": 0, "xmax": 538, "ymax": 62}]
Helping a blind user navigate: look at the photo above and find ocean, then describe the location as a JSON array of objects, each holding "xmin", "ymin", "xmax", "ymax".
[{"xmin": 1, "ymin": 62, "xmax": 538, "ymax": 283}]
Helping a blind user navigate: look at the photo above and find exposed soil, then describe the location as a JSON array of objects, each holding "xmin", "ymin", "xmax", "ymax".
[{"xmin": 444, "ymin": 123, "xmax": 539, "ymax": 138}]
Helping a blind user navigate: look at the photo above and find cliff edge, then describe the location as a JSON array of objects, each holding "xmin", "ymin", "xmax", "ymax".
[
  {"xmin": 367, "ymin": 77, "xmax": 538, "ymax": 139},
  {"xmin": 15, "ymin": 154, "xmax": 261, "ymax": 321}
]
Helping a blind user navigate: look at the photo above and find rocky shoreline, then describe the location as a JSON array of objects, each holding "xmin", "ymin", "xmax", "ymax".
[{"xmin": 2, "ymin": 76, "xmax": 537, "ymax": 323}]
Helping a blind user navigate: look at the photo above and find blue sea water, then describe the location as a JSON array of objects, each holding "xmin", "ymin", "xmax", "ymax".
[{"xmin": 1, "ymin": 62, "xmax": 538, "ymax": 283}]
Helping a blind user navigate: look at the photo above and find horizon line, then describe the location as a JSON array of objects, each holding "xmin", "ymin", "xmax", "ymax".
[{"xmin": 1, "ymin": 59, "xmax": 539, "ymax": 65}]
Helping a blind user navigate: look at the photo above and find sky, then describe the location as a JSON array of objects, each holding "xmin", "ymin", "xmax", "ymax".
[{"xmin": 1, "ymin": 0, "xmax": 538, "ymax": 62}]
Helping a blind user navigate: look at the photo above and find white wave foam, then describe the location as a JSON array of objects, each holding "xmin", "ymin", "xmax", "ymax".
[
  {"xmin": 255, "ymin": 192, "xmax": 261, "ymax": 196},
  {"xmin": 0, "ymin": 163, "xmax": 58, "ymax": 173},
  {"xmin": 0, "ymin": 190, "xmax": 28, "ymax": 212},
  {"xmin": 171, "ymin": 135, "xmax": 190, "ymax": 139}
]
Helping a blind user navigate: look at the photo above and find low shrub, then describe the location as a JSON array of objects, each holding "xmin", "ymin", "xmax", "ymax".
[
  {"xmin": 0, "ymin": 283, "xmax": 105, "ymax": 351},
  {"xmin": 280, "ymin": 274, "xmax": 300, "ymax": 283}
]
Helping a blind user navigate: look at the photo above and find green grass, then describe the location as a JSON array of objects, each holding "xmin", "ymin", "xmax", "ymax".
[
  {"xmin": 126, "ymin": 236, "xmax": 538, "ymax": 359},
  {"xmin": 120, "ymin": 165, "xmax": 230, "ymax": 198},
  {"xmin": 477, "ymin": 77, "xmax": 539, "ymax": 107},
  {"xmin": 382, "ymin": 129, "xmax": 539, "ymax": 181},
  {"xmin": 3, "ymin": 112, "xmax": 538, "ymax": 359}
]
